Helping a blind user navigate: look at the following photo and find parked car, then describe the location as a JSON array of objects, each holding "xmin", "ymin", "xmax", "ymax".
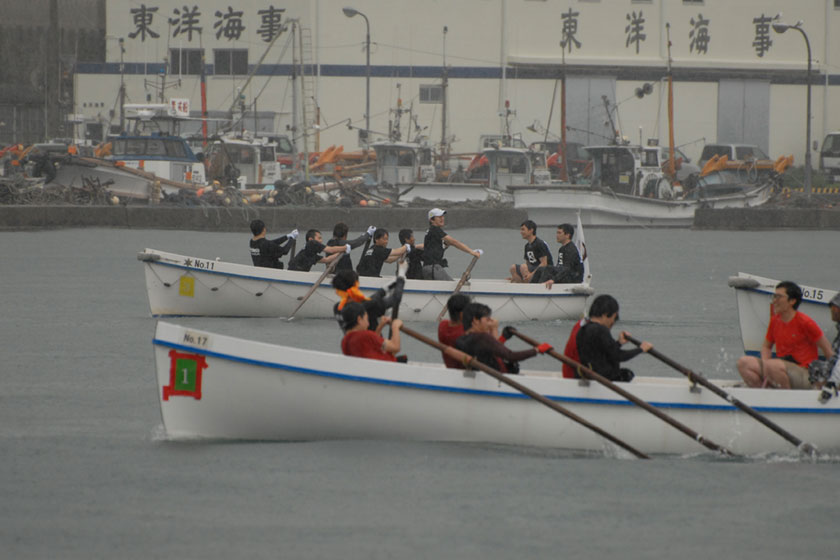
[
  {"xmin": 819, "ymin": 132, "xmax": 840, "ymax": 181},
  {"xmin": 698, "ymin": 143, "xmax": 769, "ymax": 168}
]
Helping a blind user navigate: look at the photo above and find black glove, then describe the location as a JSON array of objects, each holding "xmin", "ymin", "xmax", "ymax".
[
  {"xmin": 818, "ymin": 381, "xmax": 837, "ymax": 404},
  {"xmin": 501, "ymin": 326, "xmax": 516, "ymax": 342}
]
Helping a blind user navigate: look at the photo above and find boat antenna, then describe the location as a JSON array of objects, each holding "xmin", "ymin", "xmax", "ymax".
[
  {"xmin": 665, "ymin": 22, "xmax": 676, "ymax": 180},
  {"xmin": 440, "ymin": 25, "xmax": 450, "ymax": 167}
]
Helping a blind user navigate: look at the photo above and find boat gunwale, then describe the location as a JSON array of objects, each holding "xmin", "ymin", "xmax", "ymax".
[{"xmin": 144, "ymin": 254, "xmax": 591, "ymax": 298}]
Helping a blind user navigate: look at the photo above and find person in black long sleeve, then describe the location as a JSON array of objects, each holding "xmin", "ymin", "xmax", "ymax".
[
  {"xmin": 249, "ymin": 219, "xmax": 298, "ymax": 269},
  {"xmin": 288, "ymin": 229, "xmax": 349, "ymax": 272},
  {"xmin": 455, "ymin": 302, "xmax": 552, "ymax": 374},
  {"xmin": 576, "ymin": 294, "xmax": 652, "ymax": 382},
  {"xmin": 327, "ymin": 222, "xmax": 376, "ymax": 271},
  {"xmin": 398, "ymin": 229, "xmax": 424, "ymax": 280}
]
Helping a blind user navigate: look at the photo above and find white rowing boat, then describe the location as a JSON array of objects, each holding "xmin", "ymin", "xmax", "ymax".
[
  {"xmin": 728, "ymin": 272, "xmax": 837, "ymax": 356},
  {"xmin": 152, "ymin": 321, "xmax": 840, "ymax": 455},
  {"xmin": 139, "ymin": 248, "xmax": 593, "ymax": 321}
]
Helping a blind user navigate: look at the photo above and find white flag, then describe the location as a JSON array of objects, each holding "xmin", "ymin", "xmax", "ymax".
[{"xmin": 574, "ymin": 211, "xmax": 591, "ymax": 283}]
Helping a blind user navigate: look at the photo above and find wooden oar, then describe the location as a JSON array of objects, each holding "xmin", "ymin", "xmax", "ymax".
[
  {"xmin": 435, "ymin": 254, "xmax": 480, "ymax": 322},
  {"xmin": 625, "ymin": 334, "xmax": 817, "ymax": 455},
  {"xmin": 400, "ymin": 326, "xmax": 650, "ymax": 459},
  {"xmin": 286, "ymin": 257, "xmax": 338, "ymax": 321},
  {"xmin": 508, "ymin": 328, "xmax": 736, "ymax": 457}
]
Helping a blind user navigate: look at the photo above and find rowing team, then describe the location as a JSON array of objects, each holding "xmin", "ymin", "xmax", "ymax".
[
  {"xmin": 332, "ymin": 257, "xmax": 653, "ymax": 382},
  {"xmin": 249, "ymin": 208, "xmax": 584, "ymax": 285}
]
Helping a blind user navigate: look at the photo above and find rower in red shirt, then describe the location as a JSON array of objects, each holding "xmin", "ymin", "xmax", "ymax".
[
  {"xmin": 340, "ymin": 301, "xmax": 403, "ymax": 362},
  {"xmin": 438, "ymin": 294, "xmax": 471, "ymax": 368}
]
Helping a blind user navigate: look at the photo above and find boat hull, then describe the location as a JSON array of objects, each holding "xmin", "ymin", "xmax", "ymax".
[
  {"xmin": 153, "ymin": 321, "xmax": 840, "ymax": 455},
  {"xmin": 510, "ymin": 184, "xmax": 773, "ymax": 227},
  {"xmin": 52, "ymin": 156, "xmax": 199, "ymax": 199},
  {"xmin": 389, "ymin": 182, "xmax": 512, "ymax": 203},
  {"xmin": 729, "ymin": 272, "xmax": 837, "ymax": 355},
  {"xmin": 140, "ymin": 249, "xmax": 592, "ymax": 321}
]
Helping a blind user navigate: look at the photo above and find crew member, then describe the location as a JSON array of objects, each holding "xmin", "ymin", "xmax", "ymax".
[
  {"xmin": 576, "ymin": 294, "xmax": 652, "ymax": 382},
  {"xmin": 356, "ymin": 228, "xmax": 411, "ymax": 277},
  {"xmin": 455, "ymin": 302, "xmax": 549, "ymax": 373},
  {"xmin": 438, "ymin": 293, "xmax": 471, "ymax": 369},
  {"xmin": 327, "ymin": 222, "xmax": 376, "ymax": 271},
  {"xmin": 509, "ymin": 219, "xmax": 552, "ymax": 283},
  {"xmin": 340, "ymin": 301, "xmax": 403, "ymax": 362},
  {"xmin": 288, "ymin": 229, "xmax": 350, "ymax": 272},
  {"xmin": 736, "ymin": 281, "xmax": 832, "ymax": 389},
  {"xmin": 248, "ymin": 219, "xmax": 298, "ymax": 269},
  {"xmin": 422, "ymin": 208, "xmax": 482, "ymax": 280}
]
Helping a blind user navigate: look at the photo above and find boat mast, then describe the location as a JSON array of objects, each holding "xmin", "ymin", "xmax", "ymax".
[
  {"xmin": 666, "ymin": 22, "xmax": 676, "ymax": 180},
  {"xmin": 118, "ymin": 38, "xmax": 126, "ymax": 133},
  {"xmin": 560, "ymin": 34, "xmax": 568, "ymax": 181},
  {"xmin": 199, "ymin": 33, "xmax": 208, "ymax": 146},
  {"xmin": 291, "ymin": 22, "xmax": 299, "ymax": 173},
  {"xmin": 297, "ymin": 21, "xmax": 310, "ymax": 180},
  {"xmin": 440, "ymin": 26, "xmax": 449, "ymax": 168}
]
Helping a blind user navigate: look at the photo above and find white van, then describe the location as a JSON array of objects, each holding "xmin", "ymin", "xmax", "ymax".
[{"xmin": 819, "ymin": 132, "xmax": 840, "ymax": 181}]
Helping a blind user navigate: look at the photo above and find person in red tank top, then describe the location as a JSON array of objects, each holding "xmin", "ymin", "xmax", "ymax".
[
  {"xmin": 562, "ymin": 317, "xmax": 587, "ymax": 378},
  {"xmin": 438, "ymin": 294, "xmax": 471, "ymax": 368},
  {"xmin": 340, "ymin": 301, "xmax": 403, "ymax": 362},
  {"xmin": 737, "ymin": 281, "xmax": 833, "ymax": 389}
]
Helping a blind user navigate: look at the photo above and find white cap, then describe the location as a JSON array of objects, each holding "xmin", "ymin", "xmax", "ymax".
[{"xmin": 428, "ymin": 208, "xmax": 446, "ymax": 220}]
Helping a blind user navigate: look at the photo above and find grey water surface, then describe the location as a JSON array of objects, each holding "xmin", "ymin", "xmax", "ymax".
[{"xmin": 1, "ymin": 226, "xmax": 839, "ymax": 559}]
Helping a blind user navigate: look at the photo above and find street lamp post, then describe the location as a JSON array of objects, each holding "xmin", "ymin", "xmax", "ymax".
[
  {"xmin": 773, "ymin": 20, "xmax": 812, "ymax": 199},
  {"xmin": 342, "ymin": 7, "xmax": 370, "ymax": 152}
]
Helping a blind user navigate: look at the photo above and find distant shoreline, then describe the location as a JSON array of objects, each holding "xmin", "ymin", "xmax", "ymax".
[{"xmin": 2, "ymin": 205, "xmax": 838, "ymax": 231}]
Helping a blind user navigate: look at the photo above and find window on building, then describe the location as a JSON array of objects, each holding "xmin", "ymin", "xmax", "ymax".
[
  {"xmin": 683, "ymin": 0, "xmax": 704, "ymax": 4},
  {"xmin": 632, "ymin": 0, "xmax": 652, "ymax": 3},
  {"xmin": 419, "ymin": 84, "xmax": 442, "ymax": 104},
  {"xmin": 214, "ymin": 49, "xmax": 248, "ymax": 75},
  {"xmin": 835, "ymin": 0, "xmax": 840, "ymax": 8},
  {"xmin": 170, "ymin": 48, "xmax": 203, "ymax": 75}
]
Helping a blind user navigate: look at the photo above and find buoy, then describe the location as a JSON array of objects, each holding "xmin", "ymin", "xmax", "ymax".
[
  {"xmin": 223, "ymin": 197, "xmax": 231, "ymax": 206},
  {"xmin": 242, "ymin": 198, "xmax": 249, "ymax": 205},
  {"xmin": 215, "ymin": 189, "xmax": 224, "ymax": 196},
  {"xmin": 305, "ymin": 186, "xmax": 312, "ymax": 194},
  {"xmin": 110, "ymin": 195, "xmax": 120, "ymax": 205},
  {"xmin": 249, "ymin": 193, "xmax": 261, "ymax": 203},
  {"xmin": 367, "ymin": 200, "xmax": 378, "ymax": 207},
  {"xmin": 267, "ymin": 197, "xmax": 275, "ymax": 204},
  {"xmin": 383, "ymin": 198, "xmax": 391, "ymax": 204},
  {"xmin": 359, "ymin": 199, "xmax": 368, "ymax": 206},
  {"xmin": 196, "ymin": 187, "xmax": 205, "ymax": 196}
]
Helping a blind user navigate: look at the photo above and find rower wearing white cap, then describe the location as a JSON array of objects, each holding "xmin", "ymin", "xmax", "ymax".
[{"xmin": 421, "ymin": 208, "xmax": 482, "ymax": 281}]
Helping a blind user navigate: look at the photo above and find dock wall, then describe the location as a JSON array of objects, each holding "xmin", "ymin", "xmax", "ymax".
[
  {"xmin": 694, "ymin": 208, "xmax": 840, "ymax": 230},
  {"xmin": 0, "ymin": 205, "xmax": 528, "ymax": 232}
]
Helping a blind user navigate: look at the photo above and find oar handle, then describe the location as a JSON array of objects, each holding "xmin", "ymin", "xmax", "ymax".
[
  {"xmin": 400, "ymin": 326, "xmax": 650, "ymax": 459},
  {"xmin": 624, "ymin": 334, "xmax": 814, "ymax": 454},
  {"xmin": 508, "ymin": 328, "xmax": 736, "ymax": 457},
  {"xmin": 287, "ymin": 258, "xmax": 338, "ymax": 321},
  {"xmin": 435, "ymin": 254, "xmax": 480, "ymax": 322}
]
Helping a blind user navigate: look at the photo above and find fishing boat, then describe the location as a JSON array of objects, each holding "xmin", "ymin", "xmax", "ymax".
[
  {"xmin": 151, "ymin": 320, "xmax": 840, "ymax": 454},
  {"xmin": 138, "ymin": 248, "xmax": 593, "ymax": 321},
  {"xmin": 509, "ymin": 166, "xmax": 777, "ymax": 227},
  {"xmin": 49, "ymin": 104, "xmax": 206, "ymax": 200},
  {"xmin": 374, "ymin": 142, "xmax": 549, "ymax": 204},
  {"xmin": 203, "ymin": 133, "xmax": 284, "ymax": 189},
  {"xmin": 728, "ymin": 272, "xmax": 837, "ymax": 356}
]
